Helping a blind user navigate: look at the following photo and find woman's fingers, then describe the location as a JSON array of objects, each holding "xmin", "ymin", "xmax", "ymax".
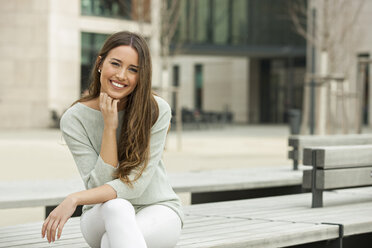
[
  {"xmin": 46, "ymin": 216, "xmax": 55, "ymax": 242},
  {"xmin": 41, "ymin": 216, "xmax": 50, "ymax": 238},
  {"xmin": 100, "ymin": 93, "xmax": 119, "ymax": 129},
  {"xmin": 41, "ymin": 196, "xmax": 77, "ymax": 243},
  {"xmin": 50, "ymin": 220, "xmax": 59, "ymax": 242},
  {"xmin": 100, "ymin": 93, "xmax": 118, "ymax": 112},
  {"xmin": 113, "ymin": 99, "xmax": 119, "ymax": 112},
  {"xmin": 100, "ymin": 92, "xmax": 107, "ymax": 110},
  {"xmin": 44, "ymin": 217, "xmax": 62, "ymax": 243},
  {"xmin": 57, "ymin": 218, "xmax": 68, "ymax": 240},
  {"xmin": 107, "ymin": 95, "xmax": 113, "ymax": 112}
]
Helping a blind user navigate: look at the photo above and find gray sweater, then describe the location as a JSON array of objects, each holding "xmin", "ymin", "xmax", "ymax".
[{"xmin": 60, "ymin": 96, "xmax": 183, "ymax": 223}]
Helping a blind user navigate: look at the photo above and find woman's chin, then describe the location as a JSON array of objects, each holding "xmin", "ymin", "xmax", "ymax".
[{"xmin": 105, "ymin": 91, "xmax": 124, "ymax": 100}]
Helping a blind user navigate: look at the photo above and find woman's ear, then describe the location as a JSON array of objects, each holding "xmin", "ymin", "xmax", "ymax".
[{"xmin": 96, "ymin": 56, "xmax": 102, "ymax": 70}]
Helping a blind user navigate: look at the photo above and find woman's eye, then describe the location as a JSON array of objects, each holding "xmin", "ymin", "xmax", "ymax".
[
  {"xmin": 129, "ymin": 68, "xmax": 138, "ymax": 73},
  {"xmin": 111, "ymin": 62, "xmax": 120, "ymax": 67}
]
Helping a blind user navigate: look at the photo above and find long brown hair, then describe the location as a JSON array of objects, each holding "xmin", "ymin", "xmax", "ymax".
[{"xmin": 77, "ymin": 31, "xmax": 159, "ymax": 185}]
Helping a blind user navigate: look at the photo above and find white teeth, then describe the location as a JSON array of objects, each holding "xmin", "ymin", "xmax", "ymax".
[{"xmin": 111, "ymin": 81, "xmax": 124, "ymax": 88}]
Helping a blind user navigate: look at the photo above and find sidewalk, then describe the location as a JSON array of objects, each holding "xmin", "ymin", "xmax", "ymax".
[
  {"xmin": 164, "ymin": 124, "xmax": 291, "ymax": 172},
  {"xmin": 0, "ymin": 125, "xmax": 292, "ymax": 180},
  {"xmin": 0, "ymin": 124, "xmax": 291, "ymax": 226}
]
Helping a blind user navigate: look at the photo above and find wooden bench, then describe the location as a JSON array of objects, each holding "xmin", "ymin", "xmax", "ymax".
[
  {"xmin": 302, "ymin": 145, "xmax": 372, "ymax": 207},
  {"xmin": 1, "ymin": 188, "xmax": 372, "ymax": 247},
  {"xmin": 0, "ymin": 166, "xmax": 303, "ymax": 217},
  {"xmin": 288, "ymin": 134, "xmax": 372, "ymax": 170}
]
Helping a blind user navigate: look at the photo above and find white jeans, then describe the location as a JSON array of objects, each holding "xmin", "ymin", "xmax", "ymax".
[{"xmin": 80, "ymin": 199, "xmax": 182, "ymax": 248}]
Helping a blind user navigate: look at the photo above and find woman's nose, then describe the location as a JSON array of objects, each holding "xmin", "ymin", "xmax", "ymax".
[{"xmin": 117, "ymin": 68, "xmax": 126, "ymax": 80}]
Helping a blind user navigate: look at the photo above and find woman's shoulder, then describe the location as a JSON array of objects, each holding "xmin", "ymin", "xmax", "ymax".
[
  {"xmin": 60, "ymin": 101, "xmax": 100, "ymax": 131},
  {"xmin": 152, "ymin": 95, "xmax": 172, "ymax": 129},
  {"xmin": 60, "ymin": 104, "xmax": 82, "ymax": 131},
  {"xmin": 154, "ymin": 95, "xmax": 171, "ymax": 114}
]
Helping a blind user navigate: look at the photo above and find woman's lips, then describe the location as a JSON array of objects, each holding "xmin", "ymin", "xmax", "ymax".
[{"xmin": 110, "ymin": 80, "xmax": 128, "ymax": 89}]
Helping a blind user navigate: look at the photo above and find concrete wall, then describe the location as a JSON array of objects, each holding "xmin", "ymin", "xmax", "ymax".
[
  {"xmin": 0, "ymin": 0, "xmax": 156, "ymax": 128},
  {"xmin": 0, "ymin": 0, "xmax": 50, "ymax": 128},
  {"xmin": 48, "ymin": 0, "xmax": 80, "ymax": 117}
]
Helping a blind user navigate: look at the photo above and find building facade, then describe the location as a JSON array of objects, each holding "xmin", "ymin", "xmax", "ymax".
[
  {"xmin": 300, "ymin": 0, "xmax": 372, "ymax": 134},
  {"xmin": 0, "ymin": 0, "xmax": 159, "ymax": 128},
  {"xmin": 0, "ymin": 0, "xmax": 307, "ymax": 128},
  {"xmin": 168, "ymin": 0, "xmax": 306, "ymax": 123}
]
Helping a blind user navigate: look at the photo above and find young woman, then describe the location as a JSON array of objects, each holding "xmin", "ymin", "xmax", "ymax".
[{"xmin": 41, "ymin": 31, "xmax": 183, "ymax": 248}]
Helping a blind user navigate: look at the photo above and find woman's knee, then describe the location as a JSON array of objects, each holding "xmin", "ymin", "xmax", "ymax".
[
  {"xmin": 101, "ymin": 198, "xmax": 135, "ymax": 218},
  {"xmin": 136, "ymin": 205, "xmax": 182, "ymax": 248}
]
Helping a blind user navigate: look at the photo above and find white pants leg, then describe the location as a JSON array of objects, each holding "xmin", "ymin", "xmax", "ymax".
[
  {"xmin": 136, "ymin": 204, "xmax": 182, "ymax": 248},
  {"xmin": 80, "ymin": 199, "xmax": 182, "ymax": 248}
]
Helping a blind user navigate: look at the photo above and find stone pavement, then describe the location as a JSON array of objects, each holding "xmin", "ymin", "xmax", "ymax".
[{"xmin": 0, "ymin": 124, "xmax": 291, "ymax": 226}]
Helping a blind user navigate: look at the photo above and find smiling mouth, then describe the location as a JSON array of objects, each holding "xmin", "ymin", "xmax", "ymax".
[{"xmin": 110, "ymin": 80, "xmax": 128, "ymax": 89}]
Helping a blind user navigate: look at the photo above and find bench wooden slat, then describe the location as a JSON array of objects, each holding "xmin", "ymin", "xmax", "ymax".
[
  {"xmin": 177, "ymin": 222, "xmax": 337, "ymax": 248},
  {"xmin": 302, "ymin": 167, "xmax": 372, "ymax": 189},
  {"xmin": 289, "ymin": 134, "xmax": 372, "ymax": 147},
  {"xmin": 183, "ymin": 188, "xmax": 372, "ymax": 236},
  {"xmin": 1, "ymin": 189, "xmax": 371, "ymax": 248},
  {"xmin": 303, "ymin": 145, "xmax": 372, "ymax": 168},
  {"xmin": 169, "ymin": 166, "xmax": 302, "ymax": 193},
  {"xmin": 0, "ymin": 218, "xmax": 80, "ymax": 234},
  {"xmin": 288, "ymin": 134, "xmax": 372, "ymax": 167},
  {"xmin": 179, "ymin": 219, "xmax": 269, "ymax": 240}
]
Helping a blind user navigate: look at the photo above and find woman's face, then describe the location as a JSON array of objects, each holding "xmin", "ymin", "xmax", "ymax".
[{"xmin": 99, "ymin": 45, "xmax": 139, "ymax": 100}]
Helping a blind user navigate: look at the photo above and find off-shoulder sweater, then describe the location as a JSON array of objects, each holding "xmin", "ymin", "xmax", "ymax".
[{"xmin": 60, "ymin": 96, "xmax": 184, "ymax": 224}]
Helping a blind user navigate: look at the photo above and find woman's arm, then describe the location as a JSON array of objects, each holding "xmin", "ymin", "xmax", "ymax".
[
  {"xmin": 42, "ymin": 93, "xmax": 121, "ymax": 243},
  {"xmin": 99, "ymin": 92, "xmax": 120, "ymax": 167},
  {"xmin": 60, "ymin": 94, "xmax": 121, "ymax": 190},
  {"xmin": 42, "ymin": 184, "xmax": 116, "ymax": 243},
  {"xmin": 105, "ymin": 97, "xmax": 172, "ymax": 199}
]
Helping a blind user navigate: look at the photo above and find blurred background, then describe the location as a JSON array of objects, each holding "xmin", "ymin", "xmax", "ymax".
[{"xmin": 0, "ymin": 0, "xmax": 371, "ymax": 226}]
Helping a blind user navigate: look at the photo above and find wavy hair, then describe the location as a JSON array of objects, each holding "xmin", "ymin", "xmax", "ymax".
[{"xmin": 76, "ymin": 31, "xmax": 159, "ymax": 185}]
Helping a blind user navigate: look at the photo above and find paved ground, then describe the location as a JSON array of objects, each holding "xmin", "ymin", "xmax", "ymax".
[{"xmin": 0, "ymin": 124, "xmax": 293, "ymax": 226}]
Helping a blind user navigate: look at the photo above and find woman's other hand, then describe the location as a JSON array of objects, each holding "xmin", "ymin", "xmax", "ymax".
[
  {"xmin": 100, "ymin": 92, "xmax": 120, "ymax": 130},
  {"xmin": 41, "ymin": 195, "xmax": 77, "ymax": 243}
]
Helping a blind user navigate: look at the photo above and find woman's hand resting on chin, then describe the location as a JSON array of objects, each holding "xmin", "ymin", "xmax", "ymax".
[{"xmin": 100, "ymin": 92, "xmax": 120, "ymax": 131}]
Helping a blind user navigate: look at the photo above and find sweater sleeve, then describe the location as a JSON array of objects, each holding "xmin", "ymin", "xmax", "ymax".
[
  {"xmin": 105, "ymin": 100, "xmax": 171, "ymax": 200},
  {"xmin": 60, "ymin": 111, "xmax": 117, "ymax": 190}
]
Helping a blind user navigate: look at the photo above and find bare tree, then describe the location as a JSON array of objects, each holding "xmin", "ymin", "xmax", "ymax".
[{"xmin": 288, "ymin": 0, "xmax": 365, "ymax": 134}]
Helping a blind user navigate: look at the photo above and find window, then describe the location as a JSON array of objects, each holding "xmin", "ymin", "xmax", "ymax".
[
  {"xmin": 172, "ymin": 0, "xmax": 306, "ymax": 48},
  {"xmin": 81, "ymin": 32, "xmax": 109, "ymax": 93},
  {"xmin": 81, "ymin": 0, "xmax": 150, "ymax": 21},
  {"xmin": 358, "ymin": 53, "xmax": 370, "ymax": 125},
  {"xmin": 231, "ymin": 0, "xmax": 247, "ymax": 45},
  {"xmin": 213, "ymin": 0, "xmax": 229, "ymax": 45},
  {"xmin": 194, "ymin": 64, "xmax": 203, "ymax": 110},
  {"xmin": 194, "ymin": 0, "xmax": 210, "ymax": 44},
  {"xmin": 172, "ymin": 65, "xmax": 180, "ymax": 110}
]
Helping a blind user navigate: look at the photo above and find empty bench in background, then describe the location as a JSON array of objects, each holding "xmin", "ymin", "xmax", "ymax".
[
  {"xmin": 288, "ymin": 134, "xmax": 372, "ymax": 170},
  {"xmin": 302, "ymin": 144, "xmax": 372, "ymax": 207}
]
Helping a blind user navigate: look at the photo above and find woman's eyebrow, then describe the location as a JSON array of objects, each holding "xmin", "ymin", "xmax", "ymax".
[
  {"xmin": 110, "ymin": 58, "xmax": 139, "ymax": 68},
  {"xmin": 109, "ymin": 58, "xmax": 122, "ymax": 63}
]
